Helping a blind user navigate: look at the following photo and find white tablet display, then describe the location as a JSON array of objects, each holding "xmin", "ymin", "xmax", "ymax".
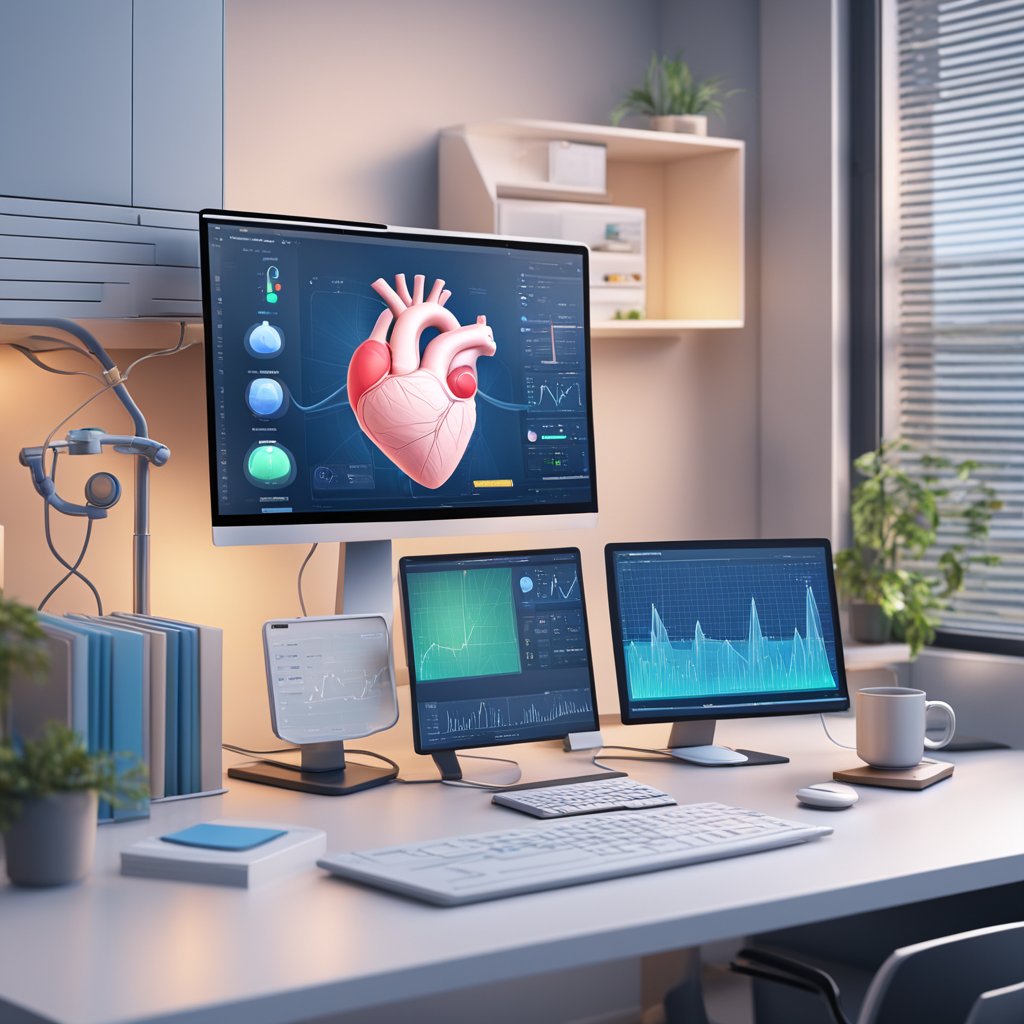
[{"xmin": 263, "ymin": 614, "xmax": 398, "ymax": 744}]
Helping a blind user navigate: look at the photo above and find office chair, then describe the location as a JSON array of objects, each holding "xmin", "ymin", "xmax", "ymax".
[
  {"xmin": 965, "ymin": 980, "xmax": 1024, "ymax": 1024},
  {"xmin": 730, "ymin": 920, "xmax": 1024, "ymax": 1024}
]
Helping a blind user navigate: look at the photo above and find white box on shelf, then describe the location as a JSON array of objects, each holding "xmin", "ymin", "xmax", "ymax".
[
  {"xmin": 548, "ymin": 140, "xmax": 606, "ymax": 191},
  {"xmin": 497, "ymin": 200, "xmax": 646, "ymax": 321}
]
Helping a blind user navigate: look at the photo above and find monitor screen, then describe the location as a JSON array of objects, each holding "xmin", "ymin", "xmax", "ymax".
[
  {"xmin": 606, "ymin": 539, "xmax": 850, "ymax": 723},
  {"xmin": 399, "ymin": 548, "xmax": 599, "ymax": 754},
  {"xmin": 200, "ymin": 210, "xmax": 597, "ymax": 544}
]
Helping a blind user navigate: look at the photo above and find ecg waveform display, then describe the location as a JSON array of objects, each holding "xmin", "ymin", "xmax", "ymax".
[
  {"xmin": 624, "ymin": 587, "xmax": 838, "ymax": 700},
  {"xmin": 421, "ymin": 689, "xmax": 594, "ymax": 743},
  {"xmin": 520, "ymin": 566, "xmax": 580, "ymax": 603},
  {"xmin": 406, "ymin": 568, "xmax": 522, "ymax": 682},
  {"xmin": 525, "ymin": 373, "xmax": 583, "ymax": 410}
]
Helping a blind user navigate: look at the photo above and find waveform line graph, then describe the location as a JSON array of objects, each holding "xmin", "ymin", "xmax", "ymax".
[
  {"xmin": 624, "ymin": 586, "xmax": 838, "ymax": 700},
  {"xmin": 407, "ymin": 568, "xmax": 522, "ymax": 682},
  {"xmin": 424, "ymin": 689, "xmax": 594, "ymax": 741},
  {"xmin": 525, "ymin": 374, "xmax": 583, "ymax": 411}
]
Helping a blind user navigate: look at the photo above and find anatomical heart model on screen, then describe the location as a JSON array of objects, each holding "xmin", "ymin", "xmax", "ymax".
[{"xmin": 347, "ymin": 273, "xmax": 497, "ymax": 489}]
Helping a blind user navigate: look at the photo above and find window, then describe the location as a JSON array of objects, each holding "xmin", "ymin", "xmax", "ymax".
[{"xmin": 882, "ymin": 0, "xmax": 1024, "ymax": 648}]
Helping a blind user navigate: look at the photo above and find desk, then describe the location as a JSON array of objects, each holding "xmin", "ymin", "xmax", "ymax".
[{"xmin": 1, "ymin": 707, "xmax": 1022, "ymax": 1024}]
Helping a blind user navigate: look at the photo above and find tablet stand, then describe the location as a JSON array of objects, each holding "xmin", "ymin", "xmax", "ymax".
[{"xmin": 228, "ymin": 741, "xmax": 397, "ymax": 796}]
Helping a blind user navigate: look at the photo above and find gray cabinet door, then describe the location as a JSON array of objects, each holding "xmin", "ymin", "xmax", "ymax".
[
  {"xmin": 0, "ymin": 0, "xmax": 133, "ymax": 206},
  {"xmin": 132, "ymin": 0, "xmax": 223, "ymax": 211}
]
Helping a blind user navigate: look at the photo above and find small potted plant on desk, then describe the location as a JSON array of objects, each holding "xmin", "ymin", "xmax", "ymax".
[
  {"xmin": 611, "ymin": 52, "xmax": 737, "ymax": 135},
  {"xmin": 834, "ymin": 439, "xmax": 1001, "ymax": 657},
  {"xmin": 0, "ymin": 593, "xmax": 147, "ymax": 887}
]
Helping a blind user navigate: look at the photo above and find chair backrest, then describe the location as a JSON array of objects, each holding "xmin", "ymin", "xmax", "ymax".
[
  {"xmin": 857, "ymin": 920, "xmax": 1024, "ymax": 1024},
  {"xmin": 965, "ymin": 980, "xmax": 1024, "ymax": 1024}
]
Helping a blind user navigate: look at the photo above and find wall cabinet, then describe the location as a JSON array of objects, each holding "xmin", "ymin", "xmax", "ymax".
[
  {"xmin": 439, "ymin": 120, "xmax": 745, "ymax": 337},
  {"xmin": 0, "ymin": 0, "xmax": 223, "ymax": 324}
]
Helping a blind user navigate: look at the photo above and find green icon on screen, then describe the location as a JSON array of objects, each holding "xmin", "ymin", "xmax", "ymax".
[{"xmin": 245, "ymin": 443, "xmax": 295, "ymax": 488}]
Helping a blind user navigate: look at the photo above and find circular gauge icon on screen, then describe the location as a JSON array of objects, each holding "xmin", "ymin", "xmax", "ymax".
[
  {"xmin": 245, "ymin": 377, "xmax": 288, "ymax": 419},
  {"xmin": 244, "ymin": 320, "xmax": 284, "ymax": 358},
  {"xmin": 244, "ymin": 442, "xmax": 297, "ymax": 489}
]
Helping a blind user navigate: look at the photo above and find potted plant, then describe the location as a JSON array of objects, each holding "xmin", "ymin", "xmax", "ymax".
[
  {"xmin": 0, "ymin": 593, "xmax": 147, "ymax": 887},
  {"xmin": 611, "ymin": 53, "xmax": 738, "ymax": 135},
  {"xmin": 834, "ymin": 440, "xmax": 1002, "ymax": 656}
]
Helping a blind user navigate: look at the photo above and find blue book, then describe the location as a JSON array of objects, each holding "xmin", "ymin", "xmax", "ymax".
[
  {"xmin": 88, "ymin": 621, "xmax": 149, "ymax": 821},
  {"xmin": 38, "ymin": 615, "xmax": 113, "ymax": 819},
  {"xmin": 121, "ymin": 617, "xmax": 199, "ymax": 795}
]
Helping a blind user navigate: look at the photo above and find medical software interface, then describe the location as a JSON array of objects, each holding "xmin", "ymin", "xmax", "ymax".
[
  {"xmin": 204, "ymin": 219, "xmax": 595, "ymax": 523},
  {"xmin": 401, "ymin": 549, "xmax": 598, "ymax": 752},
  {"xmin": 608, "ymin": 543, "xmax": 847, "ymax": 720}
]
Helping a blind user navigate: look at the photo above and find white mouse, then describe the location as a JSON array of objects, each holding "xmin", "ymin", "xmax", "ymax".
[{"xmin": 796, "ymin": 782, "xmax": 859, "ymax": 810}]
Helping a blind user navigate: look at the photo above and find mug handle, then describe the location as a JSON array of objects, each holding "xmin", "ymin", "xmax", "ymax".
[{"xmin": 923, "ymin": 700, "xmax": 956, "ymax": 750}]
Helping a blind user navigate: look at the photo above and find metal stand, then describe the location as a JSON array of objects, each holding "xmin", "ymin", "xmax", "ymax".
[
  {"xmin": 2, "ymin": 317, "xmax": 159, "ymax": 613},
  {"xmin": 336, "ymin": 539, "xmax": 394, "ymax": 629},
  {"xmin": 665, "ymin": 721, "xmax": 789, "ymax": 767},
  {"xmin": 228, "ymin": 741, "xmax": 397, "ymax": 796},
  {"xmin": 432, "ymin": 750, "xmax": 463, "ymax": 781}
]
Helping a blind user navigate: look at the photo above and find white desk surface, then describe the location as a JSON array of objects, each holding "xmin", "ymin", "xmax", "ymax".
[{"xmin": 1, "ymin": 705, "xmax": 1022, "ymax": 1024}]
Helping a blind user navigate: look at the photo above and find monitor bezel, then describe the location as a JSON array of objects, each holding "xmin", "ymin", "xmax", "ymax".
[
  {"xmin": 399, "ymin": 546, "xmax": 601, "ymax": 755},
  {"xmin": 604, "ymin": 537, "xmax": 851, "ymax": 725},
  {"xmin": 199, "ymin": 208, "xmax": 598, "ymax": 544}
]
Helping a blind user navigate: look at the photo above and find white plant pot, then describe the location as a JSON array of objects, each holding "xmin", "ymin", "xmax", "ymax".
[
  {"xmin": 2, "ymin": 790, "xmax": 98, "ymax": 887},
  {"xmin": 649, "ymin": 114, "xmax": 708, "ymax": 136}
]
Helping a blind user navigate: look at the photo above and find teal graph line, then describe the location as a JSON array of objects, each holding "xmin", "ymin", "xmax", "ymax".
[
  {"xmin": 625, "ymin": 586, "xmax": 838, "ymax": 700},
  {"xmin": 407, "ymin": 568, "xmax": 522, "ymax": 682}
]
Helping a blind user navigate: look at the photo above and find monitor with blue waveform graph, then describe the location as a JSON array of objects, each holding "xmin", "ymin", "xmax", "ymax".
[
  {"xmin": 400, "ymin": 548, "xmax": 600, "ymax": 778},
  {"xmin": 606, "ymin": 539, "xmax": 850, "ymax": 733}
]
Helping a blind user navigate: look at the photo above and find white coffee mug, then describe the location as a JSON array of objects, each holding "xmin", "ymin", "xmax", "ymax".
[{"xmin": 855, "ymin": 687, "xmax": 956, "ymax": 770}]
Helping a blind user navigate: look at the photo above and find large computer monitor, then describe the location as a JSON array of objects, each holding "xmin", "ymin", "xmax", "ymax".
[
  {"xmin": 200, "ymin": 210, "xmax": 597, "ymax": 555},
  {"xmin": 399, "ymin": 548, "xmax": 600, "ymax": 780},
  {"xmin": 605, "ymin": 539, "xmax": 850, "ymax": 766}
]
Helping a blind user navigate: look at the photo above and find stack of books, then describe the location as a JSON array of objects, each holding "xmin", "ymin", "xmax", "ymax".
[{"xmin": 9, "ymin": 613, "xmax": 223, "ymax": 822}]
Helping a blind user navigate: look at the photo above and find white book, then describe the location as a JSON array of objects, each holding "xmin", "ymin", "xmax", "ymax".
[{"xmin": 120, "ymin": 820, "xmax": 326, "ymax": 888}]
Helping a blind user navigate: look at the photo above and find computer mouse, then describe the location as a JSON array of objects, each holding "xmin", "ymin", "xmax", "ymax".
[{"xmin": 796, "ymin": 782, "xmax": 859, "ymax": 810}]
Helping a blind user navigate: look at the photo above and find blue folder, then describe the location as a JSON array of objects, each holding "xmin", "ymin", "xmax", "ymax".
[
  {"xmin": 88, "ymin": 621, "xmax": 148, "ymax": 821},
  {"xmin": 39, "ymin": 616, "xmax": 115, "ymax": 820},
  {"xmin": 124, "ymin": 617, "xmax": 199, "ymax": 795}
]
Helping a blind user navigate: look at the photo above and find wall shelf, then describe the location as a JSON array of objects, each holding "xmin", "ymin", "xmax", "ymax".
[{"xmin": 439, "ymin": 119, "xmax": 745, "ymax": 334}]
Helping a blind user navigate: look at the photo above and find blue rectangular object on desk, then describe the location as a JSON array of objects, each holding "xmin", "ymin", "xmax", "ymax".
[{"xmin": 161, "ymin": 823, "xmax": 286, "ymax": 852}]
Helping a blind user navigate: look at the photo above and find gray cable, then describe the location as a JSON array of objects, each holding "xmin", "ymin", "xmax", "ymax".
[
  {"xmin": 819, "ymin": 714, "xmax": 857, "ymax": 750},
  {"xmin": 37, "ymin": 451, "xmax": 103, "ymax": 614},
  {"xmin": 297, "ymin": 542, "xmax": 319, "ymax": 616}
]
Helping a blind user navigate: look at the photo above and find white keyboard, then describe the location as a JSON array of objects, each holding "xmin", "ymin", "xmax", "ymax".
[
  {"xmin": 318, "ymin": 802, "xmax": 833, "ymax": 906},
  {"xmin": 492, "ymin": 774, "xmax": 676, "ymax": 818}
]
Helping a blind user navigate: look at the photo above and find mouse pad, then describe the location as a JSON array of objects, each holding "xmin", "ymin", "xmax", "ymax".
[{"xmin": 161, "ymin": 824, "xmax": 286, "ymax": 851}]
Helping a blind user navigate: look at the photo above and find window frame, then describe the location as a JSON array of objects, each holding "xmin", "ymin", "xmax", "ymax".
[{"xmin": 852, "ymin": 0, "xmax": 1024, "ymax": 659}]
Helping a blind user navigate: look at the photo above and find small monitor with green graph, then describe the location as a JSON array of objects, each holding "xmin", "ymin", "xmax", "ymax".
[{"xmin": 399, "ymin": 548, "xmax": 599, "ymax": 780}]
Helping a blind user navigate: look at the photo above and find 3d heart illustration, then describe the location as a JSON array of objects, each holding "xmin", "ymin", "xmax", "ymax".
[{"xmin": 347, "ymin": 273, "xmax": 496, "ymax": 488}]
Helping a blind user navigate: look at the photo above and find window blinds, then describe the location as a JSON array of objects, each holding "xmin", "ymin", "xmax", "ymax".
[{"xmin": 891, "ymin": 0, "xmax": 1024, "ymax": 639}]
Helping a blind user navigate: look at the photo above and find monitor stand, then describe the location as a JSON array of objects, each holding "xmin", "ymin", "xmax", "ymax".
[
  {"xmin": 430, "ymin": 751, "xmax": 522, "ymax": 786},
  {"xmin": 336, "ymin": 539, "xmax": 394, "ymax": 629},
  {"xmin": 665, "ymin": 722, "xmax": 789, "ymax": 767},
  {"xmin": 228, "ymin": 741, "xmax": 398, "ymax": 795}
]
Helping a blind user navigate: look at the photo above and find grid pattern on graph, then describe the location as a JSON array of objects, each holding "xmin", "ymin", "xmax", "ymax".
[
  {"xmin": 407, "ymin": 568, "xmax": 522, "ymax": 682},
  {"xmin": 613, "ymin": 553, "xmax": 840, "ymax": 700},
  {"xmin": 615, "ymin": 555, "xmax": 833, "ymax": 645}
]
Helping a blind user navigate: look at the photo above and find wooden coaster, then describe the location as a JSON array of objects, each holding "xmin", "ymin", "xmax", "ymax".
[{"xmin": 833, "ymin": 759, "xmax": 954, "ymax": 790}]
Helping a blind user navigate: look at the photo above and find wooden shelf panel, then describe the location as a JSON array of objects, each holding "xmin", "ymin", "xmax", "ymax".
[
  {"xmin": 451, "ymin": 119, "xmax": 744, "ymax": 162},
  {"xmin": 592, "ymin": 319, "xmax": 744, "ymax": 337}
]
